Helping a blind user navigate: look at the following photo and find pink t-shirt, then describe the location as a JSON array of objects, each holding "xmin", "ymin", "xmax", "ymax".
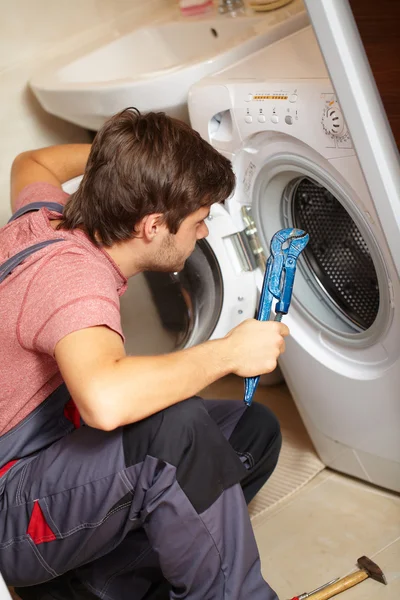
[{"xmin": 0, "ymin": 182, "xmax": 127, "ymax": 434}]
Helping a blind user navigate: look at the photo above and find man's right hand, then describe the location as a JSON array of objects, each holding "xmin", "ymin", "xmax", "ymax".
[{"xmin": 224, "ymin": 319, "xmax": 290, "ymax": 378}]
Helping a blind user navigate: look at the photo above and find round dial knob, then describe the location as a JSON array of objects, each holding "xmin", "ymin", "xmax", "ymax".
[{"xmin": 322, "ymin": 104, "xmax": 346, "ymax": 136}]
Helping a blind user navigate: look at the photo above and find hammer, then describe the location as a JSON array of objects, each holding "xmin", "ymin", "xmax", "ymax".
[{"xmin": 304, "ymin": 556, "xmax": 387, "ymax": 599}]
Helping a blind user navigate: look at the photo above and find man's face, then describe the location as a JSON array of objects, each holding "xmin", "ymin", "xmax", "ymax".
[{"xmin": 150, "ymin": 206, "xmax": 210, "ymax": 272}]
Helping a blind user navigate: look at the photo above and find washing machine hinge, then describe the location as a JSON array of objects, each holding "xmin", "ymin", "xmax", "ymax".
[
  {"xmin": 388, "ymin": 279, "xmax": 395, "ymax": 308},
  {"xmin": 229, "ymin": 207, "xmax": 267, "ymax": 272},
  {"xmin": 230, "ymin": 230, "xmax": 259, "ymax": 271}
]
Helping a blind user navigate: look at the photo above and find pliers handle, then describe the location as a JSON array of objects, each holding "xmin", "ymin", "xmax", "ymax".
[{"xmin": 244, "ymin": 228, "xmax": 309, "ymax": 406}]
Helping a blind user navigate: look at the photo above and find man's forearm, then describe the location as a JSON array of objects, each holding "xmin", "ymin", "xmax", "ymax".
[
  {"xmin": 84, "ymin": 338, "xmax": 233, "ymax": 430},
  {"xmin": 11, "ymin": 144, "xmax": 91, "ymax": 208},
  {"xmin": 23, "ymin": 144, "xmax": 91, "ymax": 183},
  {"xmin": 56, "ymin": 319, "xmax": 287, "ymax": 431}
]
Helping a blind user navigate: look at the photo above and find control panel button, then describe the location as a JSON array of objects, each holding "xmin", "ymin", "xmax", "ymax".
[
  {"xmin": 245, "ymin": 94, "xmax": 253, "ymax": 102},
  {"xmin": 258, "ymin": 115, "xmax": 266, "ymax": 123},
  {"xmin": 289, "ymin": 94, "xmax": 298, "ymax": 103},
  {"xmin": 285, "ymin": 115, "xmax": 293, "ymax": 125},
  {"xmin": 245, "ymin": 115, "xmax": 253, "ymax": 123},
  {"xmin": 271, "ymin": 115, "xmax": 279, "ymax": 124}
]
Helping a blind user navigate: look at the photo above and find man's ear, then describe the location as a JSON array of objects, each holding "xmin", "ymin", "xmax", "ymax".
[{"xmin": 140, "ymin": 213, "xmax": 166, "ymax": 242}]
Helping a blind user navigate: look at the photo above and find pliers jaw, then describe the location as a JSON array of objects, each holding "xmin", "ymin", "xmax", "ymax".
[
  {"xmin": 272, "ymin": 229, "xmax": 309, "ymax": 317},
  {"xmin": 243, "ymin": 228, "xmax": 309, "ymax": 406}
]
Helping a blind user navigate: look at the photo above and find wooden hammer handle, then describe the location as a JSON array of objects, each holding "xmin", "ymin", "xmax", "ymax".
[{"xmin": 308, "ymin": 571, "xmax": 368, "ymax": 599}]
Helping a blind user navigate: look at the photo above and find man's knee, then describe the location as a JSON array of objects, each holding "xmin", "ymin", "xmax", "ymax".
[
  {"xmin": 150, "ymin": 396, "xmax": 237, "ymax": 466},
  {"xmin": 162, "ymin": 395, "xmax": 210, "ymax": 433},
  {"xmin": 230, "ymin": 403, "xmax": 282, "ymax": 504},
  {"xmin": 250, "ymin": 402, "xmax": 281, "ymax": 445},
  {"xmin": 122, "ymin": 397, "xmax": 209, "ymax": 466},
  {"xmin": 123, "ymin": 397, "xmax": 246, "ymax": 514},
  {"xmin": 229, "ymin": 401, "xmax": 282, "ymax": 461},
  {"xmin": 248, "ymin": 404, "xmax": 282, "ymax": 479}
]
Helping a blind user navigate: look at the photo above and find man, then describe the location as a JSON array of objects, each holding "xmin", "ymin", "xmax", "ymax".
[{"xmin": 0, "ymin": 108, "xmax": 288, "ymax": 600}]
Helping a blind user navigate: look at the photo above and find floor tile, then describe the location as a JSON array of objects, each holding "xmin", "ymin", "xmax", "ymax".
[
  {"xmin": 337, "ymin": 538, "xmax": 400, "ymax": 599},
  {"xmin": 254, "ymin": 473, "xmax": 400, "ymax": 599}
]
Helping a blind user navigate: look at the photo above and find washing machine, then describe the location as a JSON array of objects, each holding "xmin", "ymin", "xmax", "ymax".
[{"xmin": 185, "ymin": 25, "xmax": 400, "ymax": 492}]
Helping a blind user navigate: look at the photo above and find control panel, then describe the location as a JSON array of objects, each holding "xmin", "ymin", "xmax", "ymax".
[
  {"xmin": 242, "ymin": 89, "xmax": 300, "ymax": 127},
  {"xmin": 231, "ymin": 81, "xmax": 353, "ymax": 152}
]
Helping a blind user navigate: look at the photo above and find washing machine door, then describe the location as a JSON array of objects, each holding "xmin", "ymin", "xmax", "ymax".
[
  {"xmin": 62, "ymin": 178, "xmax": 257, "ymax": 355},
  {"xmin": 230, "ymin": 132, "xmax": 396, "ymax": 342}
]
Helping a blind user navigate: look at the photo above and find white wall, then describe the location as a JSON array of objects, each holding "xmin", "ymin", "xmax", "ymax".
[{"xmin": 0, "ymin": 0, "xmax": 171, "ymax": 225}]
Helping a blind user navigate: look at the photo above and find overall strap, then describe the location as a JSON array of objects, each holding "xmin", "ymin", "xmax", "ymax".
[
  {"xmin": 8, "ymin": 201, "xmax": 65, "ymax": 223},
  {"xmin": 1, "ymin": 201, "xmax": 66, "ymax": 284},
  {"xmin": 0, "ymin": 240, "xmax": 65, "ymax": 284}
]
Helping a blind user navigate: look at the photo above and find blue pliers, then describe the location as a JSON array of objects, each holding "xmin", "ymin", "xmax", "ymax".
[{"xmin": 244, "ymin": 228, "xmax": 309, "ymax": 406}]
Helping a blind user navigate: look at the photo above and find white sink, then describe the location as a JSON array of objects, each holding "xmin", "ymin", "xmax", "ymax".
[{"xmin": 30, "ymin": 1, "xmax": 308, "ymax": 129}]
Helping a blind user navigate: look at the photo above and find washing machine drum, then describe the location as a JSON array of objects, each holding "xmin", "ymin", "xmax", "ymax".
[
  {"xmin": 120, "ymin": 239, "xmax": 223, "ymax": 355},
  {"xmin": 290, "ymin": 177, "xmax": 379, "ymax": 330}
]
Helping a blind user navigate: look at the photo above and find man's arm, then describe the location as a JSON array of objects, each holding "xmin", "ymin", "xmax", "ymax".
[
  {"xmin": 10, "ymin": 144, "xmax": 91, "ymax": 211},
  {"xmin": 55, "ymin": 320, "xmax": 288, "ymax": 431}
]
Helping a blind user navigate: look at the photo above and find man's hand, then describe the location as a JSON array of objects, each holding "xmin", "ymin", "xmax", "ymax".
[
  {"xmin": 10, "ymin": 144, "xmax": 91, "ymax": 210},
  {"xmin": 224, "ymin": 319, "xmax": 289, "ymax": 378}
]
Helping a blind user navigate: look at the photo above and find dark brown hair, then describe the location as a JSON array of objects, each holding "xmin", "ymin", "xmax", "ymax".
[{"xmin": 58, "ymin": 108, "xmax": 235, "ymax": 246}]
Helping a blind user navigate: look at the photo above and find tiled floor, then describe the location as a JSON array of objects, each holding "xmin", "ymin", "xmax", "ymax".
[
  {"xmin": 203, "ymin": 375, "xmax": 400, "ymax": 600},
  {"xmin": 254, "ymin": 470, "xmax": 400, "ymax": 599}
]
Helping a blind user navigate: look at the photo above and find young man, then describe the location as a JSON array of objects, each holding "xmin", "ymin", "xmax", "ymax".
[{"xmin": 0, "ymin": 108, "xmax": 288, "ymax": 600}]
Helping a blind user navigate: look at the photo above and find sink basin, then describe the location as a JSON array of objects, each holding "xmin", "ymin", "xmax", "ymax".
[{"xmin": 30, "ymin": 1, "xmax": 308, "ymax": 128}]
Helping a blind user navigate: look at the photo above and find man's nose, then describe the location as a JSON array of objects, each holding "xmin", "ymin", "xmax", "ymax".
[{"xmin": 197, "ymin": 222, "xmax": 209, "ymax": 240}]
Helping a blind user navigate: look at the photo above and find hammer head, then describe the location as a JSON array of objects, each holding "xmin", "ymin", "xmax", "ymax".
[{"xmin": 357, "ymin": 556, "xmax": 387, "ymax": 585}]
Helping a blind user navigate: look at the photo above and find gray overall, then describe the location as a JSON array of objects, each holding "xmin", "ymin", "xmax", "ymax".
[{"xmin": 0, "ymin": 202, "xmax": 281, "ymax": 600}]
